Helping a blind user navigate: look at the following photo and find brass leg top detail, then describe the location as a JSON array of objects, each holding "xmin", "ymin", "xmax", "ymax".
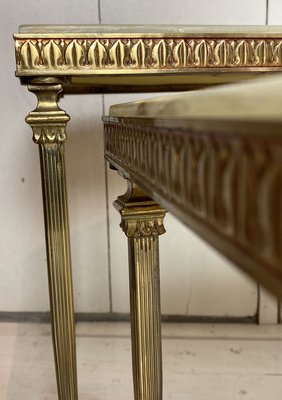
[
  {"xmin": 26, "ymin": 83, "xmax": 70, "ymax": 144},
  {"xmin": 115, "ymin": 179, "xmax": 166, "ymax": 400},
  {"xmin": 114, "ymin": 179, "xmax": 166, "ymax": 239}
]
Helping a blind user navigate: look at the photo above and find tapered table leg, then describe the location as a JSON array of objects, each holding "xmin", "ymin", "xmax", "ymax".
[
  {"xmin": 114, "ymin": 180, "xmax": 166, "ymax": 400},
  {"xmin": 26, "ymin": 82, "xmax": 78, "ymax": 400}
]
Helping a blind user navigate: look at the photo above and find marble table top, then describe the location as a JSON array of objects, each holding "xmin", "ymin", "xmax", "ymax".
[
  {"xmin": 14, "ymin": 24, "xmax": 282, "ymax": 93},
  {"xmin": 109, "ymin": 73, "xmax": 282, "ymax": 122}
]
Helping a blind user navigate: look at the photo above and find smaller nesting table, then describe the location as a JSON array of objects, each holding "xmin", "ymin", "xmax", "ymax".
[{"xmin": 104, "ymin": 75, "xmax": 282, "ymax": 399}]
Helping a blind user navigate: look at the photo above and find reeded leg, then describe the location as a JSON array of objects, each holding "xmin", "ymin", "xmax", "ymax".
[
  {"xmin": 26, "ymin": 82, "xmax": 78, "ymax": 400},
  {"xmin": 114, "ymin": 180, "xmax": 166, "ymax": 400}
]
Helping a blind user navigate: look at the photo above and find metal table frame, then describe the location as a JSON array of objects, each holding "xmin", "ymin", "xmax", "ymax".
[{"xmin": 14, "ymin": 24, "xmax": 282, "ymax": 400}]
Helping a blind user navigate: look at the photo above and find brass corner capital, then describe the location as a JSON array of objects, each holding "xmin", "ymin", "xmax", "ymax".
[
  {"xmin": 120, "ymin": 213, "xmax": 166, "ymax": 239},
  {"xmin": 114, "ymin": 179, "xmax": 166, "ymax": 238},
  {"xmin": 25, "ymin": 83, "xmax": 70, "ymax": 145}
]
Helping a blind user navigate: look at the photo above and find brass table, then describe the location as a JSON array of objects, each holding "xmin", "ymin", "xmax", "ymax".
[
  {"xmin": 104, "ymin": 75, "xmax": 282, "ymax": 400},
  {"xmin": 14, "ymin": 25, "xmax": 282, "ymax": 400}
]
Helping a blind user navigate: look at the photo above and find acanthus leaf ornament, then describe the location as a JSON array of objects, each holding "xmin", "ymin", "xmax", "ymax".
[
  {"xmin": 32, "ymin": 125, "xmax": 67, "ymax": 144},
  {"xmin": 104, "ymin": 118, "xmax": 282, "ymax": 274},
  {"xmin": 15, "ymin": 36, "xmax": 282, "ymax": 74},
  {"xmin": 120, "ymin": 215, "xmax": 166, "ymax": 239},
  {"xmin": 25, "ymin": 83, "xmax": 70, "ymax": 145}
]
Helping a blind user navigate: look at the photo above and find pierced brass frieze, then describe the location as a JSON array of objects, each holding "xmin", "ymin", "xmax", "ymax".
[
  {"xmin": 15, "ymin": 37, "xmax": 282, "ymax": 75},
  {"xmin": 104, "ymin": 118, "xmax": 282, "ymax": 297}
]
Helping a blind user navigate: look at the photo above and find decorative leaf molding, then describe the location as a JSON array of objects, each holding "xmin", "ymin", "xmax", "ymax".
[
  {"xmin": 120, "ymin": 216, "xmax": 166, "ymax": 239},
  {"xmin": 15, "ymin": 37, "xmax": 282, "ymax": 73},
  {"xmin": 104, "ymin": 119, "xmax": 282, "ymax": 272}
]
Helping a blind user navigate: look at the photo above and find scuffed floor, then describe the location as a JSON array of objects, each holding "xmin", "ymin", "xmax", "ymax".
[{"xmin": 0, "ymin": 322, "xmax": 281, "ymax": 399}]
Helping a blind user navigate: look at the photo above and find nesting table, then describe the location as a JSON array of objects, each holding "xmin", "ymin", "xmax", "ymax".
[{"xmin": 14, "ymin": 25, "xmax": 282, "ymax": 400}]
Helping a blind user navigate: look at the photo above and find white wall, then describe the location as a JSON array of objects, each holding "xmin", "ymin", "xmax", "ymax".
[{"xmin": 0, "ymin": 0, "xmax": 278, "ymax": 320}]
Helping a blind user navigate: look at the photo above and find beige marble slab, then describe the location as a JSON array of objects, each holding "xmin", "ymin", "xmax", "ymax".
[
  {"xmin": 18, "ymin": 24, "xmax": 282, "ymax": 36},
  {"xmin": 109, "ymin": 73, "xmax": 282, "ymax": 121}
]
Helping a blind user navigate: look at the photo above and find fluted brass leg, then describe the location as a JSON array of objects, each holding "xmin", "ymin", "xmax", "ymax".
[
  {"xmin": 115, "ymin": 180, "xmax": 166, "ymax": 400},
  {"xmin": 26, "ymin": 82, "xmax": 78, "ymax": 400}
]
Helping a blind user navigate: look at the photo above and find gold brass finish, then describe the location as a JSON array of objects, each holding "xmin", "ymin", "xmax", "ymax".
[
  {"xmin": 104, "ymin": 116, "xmax": 282, "ymax": 301},
  {"xmin": 14, "ymin": 25, "xmax": 282, "ymax": 400},
  {"xmin": 14, "ymin": 25, "xmax": 282, "ymax": 92},
  {"xmin": 15, "ymin": 35, "xmax": 282, "ymax": 75},
  {"xmin": 14, "ymin": 28, "xmax": 282, "ymax": 75},
  {"xmin": 114, "ymin": 180, "xmax": 166, "ymax": 400},
  {"xmin": 26, "ymin": 83, "xmax": 78, "ymax": 400}
]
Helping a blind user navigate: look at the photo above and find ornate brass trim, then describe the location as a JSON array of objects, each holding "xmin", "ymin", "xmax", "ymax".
[
  {"xmin": 104, "ymin": 118, "xmax": 282, "ymax": 299},
  {"xmin": 15, "ymin": 36, "xmax": 282, "ymax": 75}
]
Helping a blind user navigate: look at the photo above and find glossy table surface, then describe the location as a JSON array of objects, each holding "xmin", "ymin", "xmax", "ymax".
[{"xmin": 109, "ymin": 73, "xmax": 282, "ymax": 120}]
